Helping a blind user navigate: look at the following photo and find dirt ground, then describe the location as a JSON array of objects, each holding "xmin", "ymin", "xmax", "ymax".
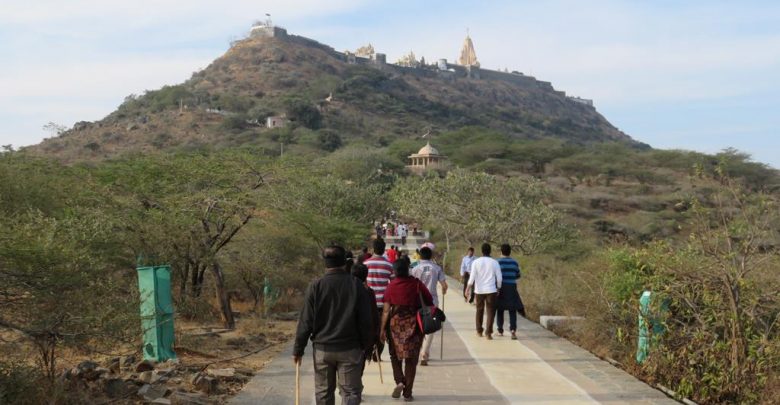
[{"xmin": 0, "ymin": 301, "xmax": 299, "ymax": 404}]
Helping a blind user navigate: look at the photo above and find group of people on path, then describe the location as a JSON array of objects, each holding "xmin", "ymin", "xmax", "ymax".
[
  {"xmin": 461, "ymin": 243, "xmax": 525, "ymax": 340},
  {"xmin": 294, "ymin": 236, "xmax": 523, "ymax": 404}
]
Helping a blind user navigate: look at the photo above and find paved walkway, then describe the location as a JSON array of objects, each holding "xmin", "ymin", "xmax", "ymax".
[{"xmin": 233, "ymin": 278, "xmax": 677, "ymax": 404}]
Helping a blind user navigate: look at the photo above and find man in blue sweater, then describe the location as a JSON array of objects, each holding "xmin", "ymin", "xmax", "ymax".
[{"xmin": 496, "ymin": 244, "xmax": 525, "ymax": 339}]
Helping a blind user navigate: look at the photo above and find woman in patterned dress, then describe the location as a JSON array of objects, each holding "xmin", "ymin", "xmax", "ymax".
[{"xmin": 379, "ymin": 260, "xmax": 433, "ymax": 402}]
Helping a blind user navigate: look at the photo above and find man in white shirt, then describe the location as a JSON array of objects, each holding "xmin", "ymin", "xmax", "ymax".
[
  {"xmin": 398, "ymin": 223, "xmax": 408, "ymax": 246},
  {"xmin": 410, "ymin": 247, "xmax": 448, "ymax": 366},
  {"xmin": 465, "ymin": 243, "xmax": 502, "ymax": 340},
  {"xmin": 459, "ymin": 247, "xmax": 475, "ymax": 302}
]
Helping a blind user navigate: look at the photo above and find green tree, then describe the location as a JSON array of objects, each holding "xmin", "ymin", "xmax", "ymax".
[{"xmin": 284, "ymin": 97, "xmax": 322, "ymax": 129}]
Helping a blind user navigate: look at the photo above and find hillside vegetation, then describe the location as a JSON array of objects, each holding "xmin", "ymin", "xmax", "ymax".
[{"xmin": 29, "ymin": 34, "xmax": 632, "ymax": 161}]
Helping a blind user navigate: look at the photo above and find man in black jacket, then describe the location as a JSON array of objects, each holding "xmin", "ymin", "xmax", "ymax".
[{"xmin": 293, "ymin": 245, "xmax": 374, "ymax": 405}]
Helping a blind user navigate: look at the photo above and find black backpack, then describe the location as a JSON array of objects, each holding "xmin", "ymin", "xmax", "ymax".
[{"xmin": 416, "ymin": 285, "xmax": 446, "ymax": 334}]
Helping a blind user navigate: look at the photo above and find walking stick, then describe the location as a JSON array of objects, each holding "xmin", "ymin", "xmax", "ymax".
[
  {"xmin": 440, "ymin": 293, "xmax": 445, "ymax": 360},
  {"xmin": 375, "ymin": 347, "xmax": 384, "ymax": 384},
  {"xmin": 295, "ymin": 361, "xmax": 301, "ymax": 405}
]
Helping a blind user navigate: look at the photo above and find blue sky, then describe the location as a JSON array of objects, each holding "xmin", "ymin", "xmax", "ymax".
[{"xmin": 1, "ymin": 0, "xmax": 778, "ymax": 166}]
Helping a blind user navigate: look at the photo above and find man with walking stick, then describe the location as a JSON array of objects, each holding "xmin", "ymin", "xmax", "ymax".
[
  {"xmin": 293, "ymin": 245, "xmax": 375, "ymax": 405},
  {"xmin": 410, "ymin": 246, "xmax": 448, "ymax": 366}
]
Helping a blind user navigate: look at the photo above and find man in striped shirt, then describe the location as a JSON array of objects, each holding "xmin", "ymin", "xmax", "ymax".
[
  {"xmin": 365, "ymin": 238, "xmax": 393, "ymax": 357},
  {"xmin": 496, "ymin": 244, "xmax": 525, "ymax": 339}
]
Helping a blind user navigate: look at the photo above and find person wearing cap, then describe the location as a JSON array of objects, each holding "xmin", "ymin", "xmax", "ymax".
[
  {"xmin": 410, "ymin": 246, "xmax": 448, "ymax": 366},
  {"xmin": 293, "ymin": 245, "xmax": 375, "ymax": 405}
]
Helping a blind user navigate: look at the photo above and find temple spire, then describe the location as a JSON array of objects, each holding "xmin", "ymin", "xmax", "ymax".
[{"xmin": 458, "ymin": 31, "xmax": 479, "ymax": 67}]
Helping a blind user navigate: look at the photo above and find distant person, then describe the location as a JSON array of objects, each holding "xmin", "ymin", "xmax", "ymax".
[
  {"xmin": 375, "ymin": 223, "xmax": 383, "ymax": 239},
  {"xmin": 466, "ymin": 243, "xmax": 502, "ymax": 339},
  {"xmin": 495, "ymin": 244, "xmax": 525, "ymax": 339},
  {"xmin": 351, "ymin": 263, "xmax": 379, "ymax": 401},
  {"xmin": 360, "ymin": 246, "xmax": 372, "ymax": 263},
  {"xmin": 387, "ymin": 245, "xmax": 398, "ymax": 263},
  {"xmin": 294, "ymin": 245, "xmax": 374, "ymax": 405},
  {"xmin": 410, "ymin": 249, "xmax": 421, "ymax": 268},
  {"xmin": 345, "ymin": 251, "xmax": 354, "ymax": 274},
  {"xmin": 365, "ymin": 238, "xmax": 394, "ymax": 357},
  {"xmin": 399, "ymin": 223, "xmax": 408, "ymax": 246},
  {"xmin": 410, "ymin": 246, "xmax": 448, "ymax": 366},
  {"xmin": 460, "ymin": 247, "xmax": 476, "ymax": 302},
  {"xmin": 380, "ymin": 260, "xmax": 433, "ymax": 402}
]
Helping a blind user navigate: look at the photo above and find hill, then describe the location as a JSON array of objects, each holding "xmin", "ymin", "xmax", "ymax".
[{"xmin": 28, "ymin": 27, "xmax": 638, "ymax": 161}]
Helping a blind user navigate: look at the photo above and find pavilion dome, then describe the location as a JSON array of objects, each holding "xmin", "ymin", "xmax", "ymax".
[{"xmin": 417, "ymin": 142, "xmax": 440, "ymax": 156}]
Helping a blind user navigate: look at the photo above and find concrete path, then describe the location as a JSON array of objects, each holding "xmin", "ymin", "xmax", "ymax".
[{"xmin": 233, "ymin": 277, "xmax": 677, "ymax": 404}]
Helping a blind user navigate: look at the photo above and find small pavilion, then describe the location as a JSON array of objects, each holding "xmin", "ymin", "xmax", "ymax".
[{"xmin": 406, "ymin": 142, "xmax": 447, "ymax": 174}]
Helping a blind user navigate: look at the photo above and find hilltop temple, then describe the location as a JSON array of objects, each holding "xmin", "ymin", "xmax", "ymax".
[
  {"xmin": 458, "ymin": 33, "xmax": 479, "ymax": 67},
  {"xmin": 406, "ymin": 142, "xmax": 447, "ymax": 174}
]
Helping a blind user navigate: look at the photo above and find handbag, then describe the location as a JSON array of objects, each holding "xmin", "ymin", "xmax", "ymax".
[{"xmin": 416, "ymin": 283, "xmax": 446, "ymax": 334}]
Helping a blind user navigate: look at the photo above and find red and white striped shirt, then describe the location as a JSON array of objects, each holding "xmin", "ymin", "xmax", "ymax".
[{"xmin": 365, "ymin": 255, "xmax": 393, "ymax": 308}]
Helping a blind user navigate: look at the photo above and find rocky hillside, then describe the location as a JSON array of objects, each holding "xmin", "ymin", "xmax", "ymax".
[{"xmin": 29, "ymin": 31, "xmax": 638, "ymax": 161}]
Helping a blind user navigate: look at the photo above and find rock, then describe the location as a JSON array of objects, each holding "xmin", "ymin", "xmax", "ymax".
[
  {"xmin": 139, "ymin": 370, "xmax": 161, "ymax": 384},
  {"xmin": 126, "ymin": 123, "xmax": 139, "ymax": 131},
  {"xmin": 135, "ymin": 359, "xmax": 156, "ymax": 372},
  {"xmin": 77, "ymin": 361, "xmax": 109, "ymax": 381},
  {"xmin": 103, "ymin": 378, "xmax": 134, "ymax": 399},
  {"xmin": 61, "ymin": 367, "xmax": 79, "ymax": 380},
  {"xmin": 189, "ymin": 372, "xmax": 204, "ymax": 386},
  {"xmin": 539, "ymin": 315, "xmax": 585, "ymax": 330},
  {"xmin": 169, "ymin": 391, "xmax": 213, "ymax": 405},
  {"xmin": 138, "ymin": 383, "xmax": 170, "ymax": 401},
  {"xmin": 108, "ymin": 357, "xmax": 121, "ymax": 373},
  {"xmin": 77, "ymin": 360, "xmax": 99, "ymax": 372},
  {"xmin": 151, "ymin": 399, "xmax": 172, "ymax": 405},
  {"xmin": 194, "ymin": 375, "xmax": 218, "ymax": 394},
  {"xmin": 170, "ymin": 377, "xmax": 183, "ymax": 384},
  {"xmin": 92, "ymin": 367, "xmax": 110, "ymax": 380},
  {"xmin": 206, "ymin": 368, "xmax": 234, "ymax": 378},
  {"xmin": 157, "ymin": 367, "xmax": 175, "ymax": 377},
  {"xmin": 121, "ymin": 355, "xmax": 136, "ymax": 368},
  {"xmin": 225, "ymin": 337, "xmax": 247, "ymax": 347},
  {"xmin": 234, "ymin": 367, "xmax": 255, "ymax": 376}
]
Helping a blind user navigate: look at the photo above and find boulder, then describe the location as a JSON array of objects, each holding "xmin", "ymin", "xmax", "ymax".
[
  {"xmin": 206, "ymin": 368, "xmax": 234, "ymax": 378},
  {"xmin": 103, "ymin": 378, "xmax": 134, "ymax": 399},
  {"xmin": 194, "ymin": 375, "xmax": 218, "ymax": 394},
  {"xmin": 139, "ymin": 370, "xmax": 161, "ymax": 384},
  {"xmin": 138, "ymin": 383, "xmax": 170, "ymax": 401},
  {"xmin": 77, "ymin": 360, "xmax": 98, "ymax": 373}
]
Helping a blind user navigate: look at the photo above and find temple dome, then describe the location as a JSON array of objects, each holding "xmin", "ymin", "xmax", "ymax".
[{"xmin": 417, "ymin": 142, "xmax": 439, "ymax": 156}]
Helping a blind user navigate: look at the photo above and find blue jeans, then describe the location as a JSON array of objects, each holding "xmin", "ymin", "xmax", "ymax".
[{"xmin": 496, "ymin": 309, "xmax": 517, "ymax": 333}]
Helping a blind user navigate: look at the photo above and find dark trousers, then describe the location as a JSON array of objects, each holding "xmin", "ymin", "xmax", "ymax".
[
  {"xmin": 462, "ymin": 273, "xmax": 470, "ymax": 299},
  {"xmin": 496, "ymin": 309, "xmax": 517, "ymax": 333},
  {"xmin": 387, "ymin": 337, "xmax": 419, "ymax": 398},
  {"xmin": 375, "ymin": 307, "xmax": 385, "ymax": 359},
  {"xmin": 475, "ymin": 293, "xmax": 497, "ymax": 336},
  {"xmin": 401, "ymin": 236, "xmax": 407, "ymax": 245},
  {"xmin": 313, "ymin": 347, "xmax": 363, "ymax": 405}
]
